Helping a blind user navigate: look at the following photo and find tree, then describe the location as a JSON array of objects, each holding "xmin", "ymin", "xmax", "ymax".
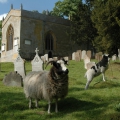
[
  {"xmin": 51, "ymin": 0, "xmax": 97, "ymax": 50},
  {"xmin": 91, "ymin": 0, "xmax": 120, "ymax": 54},
  {"xmin": 51, "ymin": 0, "xmax": 82, "ymax": 19},
  {"xmin": 71, "ymin": 1, "xmax": 97, "ymax": 50}
]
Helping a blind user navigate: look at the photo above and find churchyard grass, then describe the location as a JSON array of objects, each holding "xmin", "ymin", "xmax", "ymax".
[{"xmin": 0, "ymin": 60, "xmax": 120, "ymax": 120}]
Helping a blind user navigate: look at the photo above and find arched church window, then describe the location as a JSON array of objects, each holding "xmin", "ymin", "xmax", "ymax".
[
  {"xmin": 7, "ymin": 25, "xmax": 14, "ymax": 51},
  {"xmin": 45, "ymin": 32, "xmax": 53, "ymax": 50}
]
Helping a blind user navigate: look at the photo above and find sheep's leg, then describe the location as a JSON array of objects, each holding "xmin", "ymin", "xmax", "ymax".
[
  {"xmin": 85, "ymin": 80, "xmax": 91, "ymax": 90},
  {"xmin": 48, "ymin": 101, "xmax": 51, "ymax": 114},
  {"xmin": 35, "ymin": 99, "xmax": 38, "ymax": 108},
  {"xmin": 55, "ymin": 98, "xmax": 58, "ymax": 113},
  {"xmin": 102, "ymin": 73, "xmax": 105, "ymax": 81},
  {"xmin": 29, "ymin": 98, "xmax": 32, "ymax": 109}
]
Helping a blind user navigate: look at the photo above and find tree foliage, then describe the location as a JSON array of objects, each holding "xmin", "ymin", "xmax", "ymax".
[
  {"xmin": 52, "ymin": 0, "xmax": 96, "ymax": 50},
  {"xmin": 91, "ymin": 0, "xmax": 120, "ymax": 54},
  {"xmin": 71, "ymin": 1, "xmax": 97, "ymax": 50},
  {"xmin": 51, "ymin": 0, "xmax": 82, "ymax": 18}
]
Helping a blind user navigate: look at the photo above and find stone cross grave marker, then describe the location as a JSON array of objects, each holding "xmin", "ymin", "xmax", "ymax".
[
  {"xmin": 14, "ymin": 48, "xmax": 26, "ymax": 79},
  {"xmin": 31, "ymin": 48, "xmax": 43, "ymax": 71}
]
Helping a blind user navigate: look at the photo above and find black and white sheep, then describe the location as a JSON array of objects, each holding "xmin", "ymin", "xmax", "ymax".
[
  {"xmin": 84, "ymin": 54, "xmax": 111, "ymax": 89},
  {"xmin": 23, "ymin": 59, "xmax": 69, "ymax": 113}
]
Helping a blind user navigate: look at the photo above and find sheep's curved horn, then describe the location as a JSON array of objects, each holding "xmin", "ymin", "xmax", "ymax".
[{"xmin": 45, "ymin": 60, "xmax": 54, "ymax": 69}]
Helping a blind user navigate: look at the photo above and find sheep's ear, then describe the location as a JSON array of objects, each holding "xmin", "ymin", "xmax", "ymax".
[
  {"xmin": 53, "ymin": 61, "xmax": 59, "ymax": 69},
  {"xmin": 62, "ymin": 58, "xmax": 69, "ymax": 65}
]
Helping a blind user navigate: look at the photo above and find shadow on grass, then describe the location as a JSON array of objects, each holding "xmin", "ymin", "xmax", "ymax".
[{"xmin": 93, "ymin": 81, "xmax": 120, "ymax": 89}]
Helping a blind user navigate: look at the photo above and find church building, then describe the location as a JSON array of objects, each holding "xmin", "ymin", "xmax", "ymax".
[{"xmin": 0, "ymin": 5, "xmax": 84, "ymax": 62}]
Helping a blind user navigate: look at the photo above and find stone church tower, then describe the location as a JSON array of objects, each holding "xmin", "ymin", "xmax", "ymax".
[{"xmin": 1, "ymin": 5, "xmax": 74, "ymax": 62}]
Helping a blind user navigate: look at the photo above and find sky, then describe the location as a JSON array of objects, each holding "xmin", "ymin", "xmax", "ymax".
[{"xmin": 0, "ymin": 0, "xmax": 59, "ymax": 20}]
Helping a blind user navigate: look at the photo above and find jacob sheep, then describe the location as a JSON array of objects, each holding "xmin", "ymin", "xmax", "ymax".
[
  {"xmin": 23, "ymin": 58, "xmax": 69, "ymax": 113},
  {"xmin": 84, "ymin": 54, "xmax": 111, "ymax": 89}
]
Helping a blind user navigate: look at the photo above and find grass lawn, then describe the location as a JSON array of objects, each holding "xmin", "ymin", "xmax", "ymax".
[{"xmin": 0, "ymin": 60, "xmax": 120, "ymax": 120}]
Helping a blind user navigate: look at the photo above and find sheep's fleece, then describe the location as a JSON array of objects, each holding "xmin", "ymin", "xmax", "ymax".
[{"xmin": 23, "ymin": 59, "xmax": 69, "ymax": 113}]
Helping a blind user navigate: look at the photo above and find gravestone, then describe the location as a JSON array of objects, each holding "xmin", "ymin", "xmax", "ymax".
[
  {"xmin": 118, "ymin": 49, "xmax": 120, "ymax": 60},
  {"xmin": 53, "ymin": 57, "xmax": 58, "ymax": 61},
  {"xmin": 41, "ymin": 56, "xmax": 46, "ymax": 63},
  {"xmin": 31, "ymin": 48, "xmax": 43, "ymax": 71},
  {"xmin": 49, "ymin": 58, "xmax": 53, "ymax": 61},
  {"xmin": 64, "ymin": 56, "xmax": 69, "ymax": 61},
  {"xmin": 81, "ymin": 50, "xmax": 86, "ymax": 59},
  {"xmin": 76, "ymin": 50, "xmax": 82, "ymax": 61},
  {"xmin": 87, "ymin": 50, "xmax": 91, "ymax": 59},
  {"xmin": 44, "ymin": 54, "xmax": 48, "ymax": 62},
  {"xmin": 95, "ymin": 52, "xmax": 102, "ymax": 61},
  {"xmin": 14, "ymin": 48, "xmax": 25, "ymax": 79},
  {"xmin": 84, "ymin": 55, "xmax": 90, "ymax": 69},
  {"xmin": 112, "ymin": 54, "xmax": 117, "ymax": 61},
  {"xmin": 72, "ymin": 52, "xmax": 75, "ymax": 60},
  {"xmin": 75, "ymin": 51, "xmax": 80, "ymax": 61},
  {"xmin": 3, "ymin": 71, "xmax": 23, "ymax": 87}
]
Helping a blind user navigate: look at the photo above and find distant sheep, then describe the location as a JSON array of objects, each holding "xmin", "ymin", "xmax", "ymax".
[
  {"xmin": 23, "ymin": 58, "xmax": 69, "ymax": 113},
  {"xmin": 84, "ymin": 54, "xmax": 111, "ymax": 89}
]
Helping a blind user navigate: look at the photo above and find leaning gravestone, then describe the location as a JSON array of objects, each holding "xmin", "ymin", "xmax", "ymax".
[
  {"xmin": 14, "ymin": 48, "xmax": 26, "ymax": 79},
  {"xmin": 3, "ymin": 71, "xmax": 23, "ymax": 87},
  {"xmin": 31, "ymin": 48, "xmax": 43, "ymax": 71}
]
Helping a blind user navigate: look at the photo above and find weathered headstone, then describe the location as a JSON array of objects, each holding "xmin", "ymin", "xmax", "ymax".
[
  {"xmin": 31, "ymin": 48, "xmax": 43, "ymax": 71},
  {"xmin": 118, "ymin": 49, "xmax": 120, "ymax": 60},
  {"xmin": 64, "ymin": 56, "xmax": 69, "ymax": 61},
  {"xmin": 81, "ymin": 50, "xmax": 86, "ymax": 59},
  {"xmin": 3, "ymin": 71, "xmax": 23, "ymax": 87},
  {"xmin": 112, "ymin": 54, "xmax": 117, "ymax": 61},
  {"xmin": 87, "ymin": 50, "xmax": 91, "ymax": 59},
  {"xmin": 77, "ymin": 50, "xmax": 82, "ymax": 61},
  {"xmin": 14, "ymin": 48, "xmax": 25, "ymax": 79},
  {"xmin": 53, "ymin": 57, "xmax": 58, "ymax": 61},
  {"xmin": 44, "ymin": 54, "xmax": 48, "ymax": 62},
  {"xmin": 95, "ymin": 52, "xmax": 102, "ymax": 61},
  {"xmin": 84, "ymin": 55, "xmax": 90, "ymax": 69},
  {"xmin": 72, "ymin": 52, "xmax": 75, "ymax": 60},
  {"xmin": 41, "ymin": 56, "xmax": 46, "ymax": 63},
  {"xmin": 49, "ymin": 58, "xmax": 53, "ymax": 61},
  {"xmin": 75, "ymin": 51, "xmax": 80, "ymax": 61}
]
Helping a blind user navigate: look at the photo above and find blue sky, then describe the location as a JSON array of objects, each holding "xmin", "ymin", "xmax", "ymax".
[{"xmin": 0, "ymin": 0, "xmax": 59, "ymax": 20}]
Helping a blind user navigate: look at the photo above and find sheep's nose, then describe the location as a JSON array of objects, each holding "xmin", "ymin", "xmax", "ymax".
[{"xmin": 65, "ymin": 69, "xmax": 69, "ymax": 74}]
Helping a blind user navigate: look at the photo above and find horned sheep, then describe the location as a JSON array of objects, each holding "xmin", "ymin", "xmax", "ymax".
[{"xmin": 23, "ymin": 58, "xmax": 69, "ymax": 113}]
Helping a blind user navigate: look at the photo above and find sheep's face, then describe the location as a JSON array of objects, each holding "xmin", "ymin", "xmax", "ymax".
[
  {"xmin": 53, "ymin": 59, "xmax": 69, "ymax": 75},
  {"xmin": 103, "ymin": 54, "xmax": 111, "ymax": 62}
]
